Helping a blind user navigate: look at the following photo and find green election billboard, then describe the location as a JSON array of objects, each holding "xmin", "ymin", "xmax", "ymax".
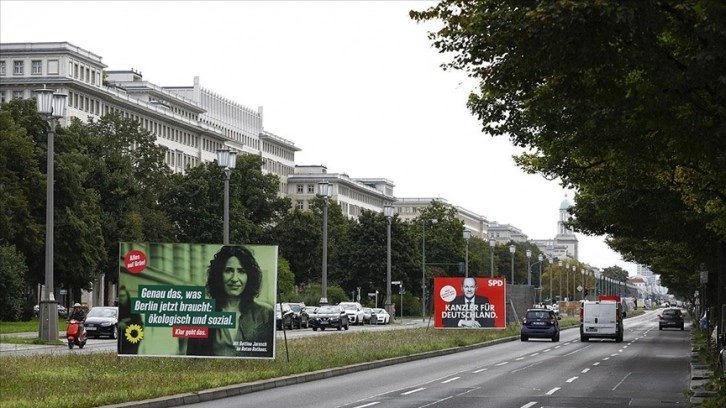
[{"xmin": 118, "ymin": 242, "xmax": 278, "ymax": 359}]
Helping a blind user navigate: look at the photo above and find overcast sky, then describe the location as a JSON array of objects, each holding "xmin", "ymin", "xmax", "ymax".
[{"xmin": 1, "ymin": 1, "xmax": 639, "ymax": 275}]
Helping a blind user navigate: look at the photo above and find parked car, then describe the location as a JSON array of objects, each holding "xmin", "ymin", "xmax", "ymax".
[
  {"xmin": 361, "ymin": 307, "xmax": 373, "ymax": 324},
  {"xmin": 659, "ymin": 308, "xmax": 685, "ymax": 330},
  {"xmin": 287, "ymin": 302, "xmax": 309, "ymax": 329},
  {"xmin": 34, "ymin": 303, "xmax": 68, "ymax": 318},
  {"xmin": 84, "ymin": 306, "xmax": 119, "ymax": 339},
  {"xmin": 338, "ymin": 302, "xmax": 365, "ymax": 326},
  {"xmin": 302, "ymin": 306, "xmax": 318, "ymax": 320},
  {"xmin": 276, "ymin": 303, "xmax": 294, "ymax": 330},
  {"xmin": 370, "ymin": 308, "xmax": 390, "ymax": 325},
  {"xmin": 521, "ymin": 308, "xmax": 560, "ymax": 342},
  {"xmin": 309, "ymin": 305, "xmax": 349, "ymax": 331}
]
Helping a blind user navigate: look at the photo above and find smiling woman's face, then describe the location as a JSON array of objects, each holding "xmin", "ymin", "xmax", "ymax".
[{"xmin": 223, "ymin": 256, "xmax": 247, "ymax": 297}]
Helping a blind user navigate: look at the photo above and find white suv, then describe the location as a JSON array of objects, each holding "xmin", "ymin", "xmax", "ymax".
[{"xmin": 338, "ymin": 302, "xmax": 365, "ymax": 326}]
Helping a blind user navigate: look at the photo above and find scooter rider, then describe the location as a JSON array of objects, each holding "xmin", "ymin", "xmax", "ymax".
[{"xmin": 69, "ymin": 303, "xmax": 86, "ymax": 336}]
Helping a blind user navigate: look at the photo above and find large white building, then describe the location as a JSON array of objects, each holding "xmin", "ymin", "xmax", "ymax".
[{"xmin": 0, "ymin": 42, "xmax": 298, "ymax": 192}]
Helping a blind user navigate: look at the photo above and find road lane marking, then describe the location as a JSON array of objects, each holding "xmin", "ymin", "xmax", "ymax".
[
  {"xmin": 610, "ymin": 353, "xmax": 619, "ymax": 357},
  {"xmin": 581, "ymin": 368, "xmax": 590, "ymax": 373},
  {"xmin": 566, "ymin": 376, "xmax": 578, "ymax": 383},
  {"xmin": 593, "ymin": 362, "xmax": 600, "ymax": 366},
  {"xmin": 543, "ymin": 348, "xmax": 552, "ymax": 352},
  {"xmin": 495, "ymin": 362, "xmax": 509, "ymax": 366},
  {"xmin": 402, "ymin": 388, "xmax": 425, "ymax": 395},
  {"xmin": 602, "ymin": 357, "xmax": 610, "ymax": 361},
  {"xmin": 529, "ymin": 353, "xmax": 539, "ymax": 356},
  {"xmin": 521, "ymin": 402, "xmax": 538, "ymax": 408},
  {"xmin": 442, "ymin": 377, "xmax": 460, "ymax": 384},
  {"xmin": 546, "ymin": 387, "xmax": 560, "ymax": 395},
  {"xmin": 612, "ymin": 372, "xmax": 632, "ymax": 390},
  {"xmin": 352, "ymin": 403, "xmax": 380, "ymax": 408},
  {"xmin": 516, "ymin": 357, "xmax": 525, "ymax": 361},
  {"xmin": 473, "ymin": 368, "xmax": 488, "ymax": 373}
]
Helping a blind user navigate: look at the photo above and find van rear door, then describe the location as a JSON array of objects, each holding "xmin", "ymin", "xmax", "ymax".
[{"xmin": 582, "ymin": 301, "xmax": 617, "ymax": 336}]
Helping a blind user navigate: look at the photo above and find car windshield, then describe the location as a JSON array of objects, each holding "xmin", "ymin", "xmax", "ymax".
[
  {"xmin": 664, "ymin": 310, "xmax": 680, "ymax": 317},
  {"xmin": 289, "ymin": 304, "xmax": 302, "ymax": 312},
  {"xmin": 340, "ymin": 304, "xmax": 356, "ymax": 310},
  {"xmin": 87, "ymin": 308, "xmax": 117, "ymax": 318},
  {"xmin": 318, "ymin": 306, "xmax": 339, "ymax": 314}
]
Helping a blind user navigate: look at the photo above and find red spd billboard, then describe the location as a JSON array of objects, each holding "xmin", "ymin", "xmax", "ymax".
[{"xmin": 434, "ymin": 277, "xmax": 506, "ymax": 329}]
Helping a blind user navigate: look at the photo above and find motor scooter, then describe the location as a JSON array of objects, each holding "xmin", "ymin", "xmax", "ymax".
[{"xmin": 66, "ymin": 319, "xmax": 87, "ymax": 349}]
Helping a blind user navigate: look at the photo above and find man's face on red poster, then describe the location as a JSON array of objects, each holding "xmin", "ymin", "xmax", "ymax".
[{"xmin": 433, "ymin": 277, "xmax": 507, "ymax": 329}]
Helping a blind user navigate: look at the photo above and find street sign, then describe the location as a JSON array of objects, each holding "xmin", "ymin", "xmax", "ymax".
[{"xmin": 577, "ymin": 285, "xmax": 583, "ymax": 292}]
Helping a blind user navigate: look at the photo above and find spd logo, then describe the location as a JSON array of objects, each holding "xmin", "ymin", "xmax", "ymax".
[{"xmin": 488, "ymin": 279, "xmax": 505, "ymax": 287}]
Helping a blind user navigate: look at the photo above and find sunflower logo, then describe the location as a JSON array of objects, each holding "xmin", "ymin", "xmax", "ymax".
[{"xmin": 125, "ymin": 324, "xmax": 144, "ymax": 344}]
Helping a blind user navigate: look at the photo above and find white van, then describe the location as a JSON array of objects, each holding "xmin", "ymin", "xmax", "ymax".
[{"xmin": 580, "ymin": 297, "xmax": 625, "ymax": 342}]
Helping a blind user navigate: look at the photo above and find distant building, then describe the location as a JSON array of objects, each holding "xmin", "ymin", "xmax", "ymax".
[
  {"xmin": 392, "ymin": 197, "xmax": 489, "ymax": 239},
  {"xmin": 531, "ymin": 195, "xmax": 579, "ymax": 261}
]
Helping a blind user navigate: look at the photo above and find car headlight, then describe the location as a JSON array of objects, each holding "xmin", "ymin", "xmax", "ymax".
[{"xmin": 101, "ymin": 322, "xmax": 113, "ymax": 327}]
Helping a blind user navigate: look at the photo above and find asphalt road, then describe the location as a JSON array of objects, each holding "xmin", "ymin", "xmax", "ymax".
[{"xmin": 183, "ymin": 310, "xmax": 691, "ymax": 408}]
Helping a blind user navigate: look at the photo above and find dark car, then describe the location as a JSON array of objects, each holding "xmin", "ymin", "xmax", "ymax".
[
  {"xmin": 84, "ymin": 306, "xmax": 119, "ymax": 339},
  {"xmin": 276, "ymin": 303, "xmax": 294, "ymax": 330},
  {"xmin": 309, "ymin": 305, "xmax": 349, "ymax": 331},
  {"xmin": 521, "ymin": 308, "xmax": 560, "ymax": 342},
  {"xmin": 287, "ymin": 302, "xmax": 309, "ymax": 329},
  {"xmin": 659, "ymin": 308, "xmax": 685, "ymax": 330}
]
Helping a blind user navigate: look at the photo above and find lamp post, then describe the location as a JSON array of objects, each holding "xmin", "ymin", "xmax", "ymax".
[
  {"xmin": 384, "ymin": 205, "xmax": 394, "ymax": 316},
  {"xmin": 558, "ymin": 259, "xmax": 563, "ymax": 301},
  {"xmin": 509, "ymin": 244, "xmax": 516, "ymax": 284},
  {"xmin": 35, "ymin": 87, "xmax": 67, "ymax": 343},
  {"xmin": 317, "ymin": 182, "xmax": 333, "ymax": 304},
  {"xmin": 463, "ymin": 230, "xmax": 471, "ymax": 278},
  {"xmin": 526, "ymin": 249, "xmax": 532, "ymax": 286},
  {"xmin": 537, "ymin": 254, "xmax": 544, "ymax": 304},
  {"xmin": 572, "ymin": 265, "xmax": 577, "ymax": 301},
  {"xmin": 489, "ymin": 240, "xmax": 496, "ymax": 277},
  {"xmin": 420, "ymin": 219, "xmax": 436, "ymax": 321},
  {"xmin": 216, "ymin": 149, "xmax": 237, "ymax": 245},
  {"xmin": 549, "ymin": 257, "xmax": 555, "ymax": 304}
]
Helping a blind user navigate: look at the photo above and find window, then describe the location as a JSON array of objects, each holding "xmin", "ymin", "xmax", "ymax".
[
  {"xmin": 307, "ymin": 184, "xmax": 315, "ymax": 194},
  {"xmin": 0, "ymin": 61, "xmax": 5, "ymax": 75},
  {"xmin": 31, "ymin": 60, "xmax": 42, "ymax": 75},
  {"xmin": 296, "ymin": 184, "xmax": 304, "ymax": 194},
  {"xmin": 47, "ymin": 60, "xmax": 59, "ymax": 75},
  {"xmin": 296, "ymin": 200, "xmax": 304, "ymax": 210},
  {"xmin": 13, "ymin": 61, "xmax": 23, "ymax": 75},
  {"xmin": 13, "ymin": 90, "xmax": 23, "ymax": 100}
]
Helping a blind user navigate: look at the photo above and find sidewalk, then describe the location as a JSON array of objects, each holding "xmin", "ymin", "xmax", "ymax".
[
  {"xmin": 0, "ymin": 331, "xmax": 65, "ymax": 353},
  {"xmin": 689, "ymin": 331, "xmax": 719, "ymax": 405}
]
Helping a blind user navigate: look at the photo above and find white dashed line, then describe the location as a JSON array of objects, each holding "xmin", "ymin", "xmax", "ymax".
[
  {"xmin": 566, "ymin": 376, "xmax": 578, "ymax": 383},
  {"xmin": 352, "ymin": 403, "xmax": 380, "ymax": 408},
  {"xmin": 529, "ymin": 353, "xmax": 539, "ymax": 357},
  {"xmin": 603, "ymin": 357, "xmax": 610, "ymax": 361},
  {"xmin": 516, "ymin": 357, "xmax": 525, "ymax": 361},
  {"xmin": 495, "ymin": 362, "xmax": 509, "ymax": 366},
  {"xmin": 546, "ymin": 387, "xmax": 560, "ymax": 395},
  {"xmin": 593, "ymin": 362, "xmax": 600, "ymax": 366},
  {"xmin": 402, "ymin": 388, "xmax": 425, "ymax": 395},
  {"xmin": 581, "ymin": 368, "xmax": 590, "ymax": 373},
  {"xmin": 442, "ymin": 377, "xmax": 460, "ymax": 384},
  {"xmin": 473, "ymin": 368, "xmax": 488, "ymax": 373},
  {"xmin": 521, "ymin": 402, "xmax": 538, "ymax": 408}
]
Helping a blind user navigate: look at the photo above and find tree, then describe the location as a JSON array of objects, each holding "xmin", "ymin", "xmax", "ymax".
[
  {"xmin": 0, "ymin": 107, "xmax": 45, "ymax": 286},
  {"xmin": 410, "ymin": 1, "xmax": 725, "ymax": 322},
  {"xmin": 162, "ymin": 154, "xmax": 291, "ymax": 245},
  {"xmin": 80, "ymin": 112, "xmax": 176, "ymax": 288},
  {"xmin": 0, "ymin": 245, "xmax": 30, "ymax": 321},
  {"xmin": 269, "ymin": 208, "xmax": 320, "ymax": 286}
]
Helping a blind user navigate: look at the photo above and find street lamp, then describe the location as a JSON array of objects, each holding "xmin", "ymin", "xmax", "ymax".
[
  {"xmin": 509, "ymin": 244, "xmax": 516, "ymax": 284},
  {"xmin": 420, "ymin": 219, "xmax": 436, "ymax": 321},
  {"xmin": 384, "ymin": 205, "xmax": 394, "ymax": 316},
  {"xmin": 526, "ymin": 249, "xmax": 532, "ymax": 286},
  {"xmin": 35, "ymin": 87, "xmax": 67, "ymax": 343},
  {"xmin": 572, "ymin": 265, "xmax": 577, "ymax": 301},
  {"xmin": 317, "ymin": 182, "xmax": 333, "ymax": 304},
  {"xmin": 489, "ymin": 240, "xmax": 496, "ymax": 277},
  {"xmin": 549, "ymin": 257, "xmax": 556, "ymax": 304},
  {"xmin": 537, "ymin": 254, "xmax": 544, "ymax": 303},
  {"xmin": 463, "ymin": 229, "xmax": 471, "ymax": 278},
  {"xmin": 216, "ymin": 148, "xmax": 237, "ymax": 245},
  {"xmin": 558, "ymin": 259, "xmax": 563, "ymax": 301}
]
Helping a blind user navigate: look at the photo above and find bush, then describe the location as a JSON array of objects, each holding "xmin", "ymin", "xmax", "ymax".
[{"xmin": 0, "ymin": 245, "xmax": 28, "ymax": 321}]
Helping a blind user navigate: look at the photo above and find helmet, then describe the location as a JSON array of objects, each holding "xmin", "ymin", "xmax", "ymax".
[{"xmin": 73, "ymin": 303, "xmax": 82, "ymax": 308}]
